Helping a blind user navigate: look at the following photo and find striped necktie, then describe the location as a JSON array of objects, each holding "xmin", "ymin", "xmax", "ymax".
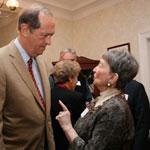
[{"xmin": 28, "ymin": 57, "xmax": 45, "ymax": 108}]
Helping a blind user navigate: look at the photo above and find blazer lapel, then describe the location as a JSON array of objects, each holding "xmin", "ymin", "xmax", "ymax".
[
  {"xmin": 8, "ymin": 42, "xmax": 45, "ymax": 112},
  {"xmin": 36, "ymin": 56, "xmax": 51, "ymax": 114}
]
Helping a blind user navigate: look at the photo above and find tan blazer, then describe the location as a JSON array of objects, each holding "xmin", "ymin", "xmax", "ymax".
[{"xmin": 0, "ymin": 41, "xmax": 55, "ymax": 150}]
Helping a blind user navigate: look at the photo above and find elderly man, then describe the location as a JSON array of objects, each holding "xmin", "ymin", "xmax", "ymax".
[{"xmin": 0, "ymin": 4, "xmax": 55, "ymax": 149}]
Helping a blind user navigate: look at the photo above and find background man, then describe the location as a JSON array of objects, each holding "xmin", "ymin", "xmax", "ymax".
[{"xmin": 124, "ymin": 80, "xmax": 150, "ymax": 150}]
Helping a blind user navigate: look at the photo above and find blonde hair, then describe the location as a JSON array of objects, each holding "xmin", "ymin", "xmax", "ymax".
[{"xmin": 53, "ymin": 60, "xmax": 81, "ymax": 84}]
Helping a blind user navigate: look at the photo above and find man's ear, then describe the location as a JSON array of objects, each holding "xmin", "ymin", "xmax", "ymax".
[{"xmin": 20, "ymin": 24, "xmax": 30, "ymax": 37}]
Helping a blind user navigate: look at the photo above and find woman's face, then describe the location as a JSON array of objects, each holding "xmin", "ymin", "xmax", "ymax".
[
  {"xmin": 93, "ymin": 58, "xmax": 113, "ymax": 91},
  {"xmin": 69, "ymin": 76, "xmax": 78, "ymax": 91}
]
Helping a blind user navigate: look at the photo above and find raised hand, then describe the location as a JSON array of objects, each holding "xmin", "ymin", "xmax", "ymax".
[
  {"xmin": 56, "ymin": 100, "xmax": 72, "ymax": 131},
  {"xmin": 56, "ymin": 100, "xmax": 78, "ymax": 143}
]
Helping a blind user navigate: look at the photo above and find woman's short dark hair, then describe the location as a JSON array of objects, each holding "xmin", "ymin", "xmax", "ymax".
[
  {"xmin": 18, "ymin": 4, "xmax": 53, "ymax": 32},
  {"xmin": 102, "ymin": 50, "xmax": 139, "ymax": 90},
  {"xmin": 52, "ymin": 60, "xmax": 81, "ymax": 84}
]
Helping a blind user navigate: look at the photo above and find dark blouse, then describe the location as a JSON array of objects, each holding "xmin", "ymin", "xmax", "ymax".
[{"xmin": 69, "ymin": 94, "xmax": 134, "ymax": 150}]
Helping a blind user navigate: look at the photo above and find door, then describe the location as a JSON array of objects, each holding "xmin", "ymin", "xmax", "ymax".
[{"xmin": 138, "ymin": 31, "xmax": 150, "ymax": 101}]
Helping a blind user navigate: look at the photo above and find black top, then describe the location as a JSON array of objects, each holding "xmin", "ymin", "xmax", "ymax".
[
  {"xmin": 51, "ymin": 86, "xmax": 86, "ymax": 150},
  {"xmin": 75, "ymin": 73, "xmax": 92, "ymax": 101}
]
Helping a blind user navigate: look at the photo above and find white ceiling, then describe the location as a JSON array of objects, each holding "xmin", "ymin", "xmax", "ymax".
[
  {"xmin": 0, "ymin": 0, "xmax": 123, "ymax": 24},
  {"xmin": 31, "ymin": 0, "xmax": 123, "ymax": 20},
  {"xmin": 36, "ymin": 0, "xmax": 98, "ymax": 11}
]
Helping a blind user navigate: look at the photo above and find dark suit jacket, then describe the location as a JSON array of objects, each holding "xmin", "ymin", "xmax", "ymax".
[
  {"xmin": 51, "ymin": 86, "xmax": 86, "ymax": 150},
  {"xmin": 0, "ymin": 41, "xmax": 55, "ymax": 149},
  {"xmin": 124, "ymin": 80, "xmax": 150, "ymax": 150},
  {"xmin": 75, "ymin": 72, "xmax": 92, "ymax": 101}
]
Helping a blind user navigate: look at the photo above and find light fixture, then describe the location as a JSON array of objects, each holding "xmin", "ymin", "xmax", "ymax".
[{"xmin": 0, "ymin": 0, "xmax": 19, "ymax": 11}]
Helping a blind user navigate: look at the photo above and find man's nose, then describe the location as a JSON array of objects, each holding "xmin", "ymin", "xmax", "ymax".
[{"xmin": 45, "ymin": 35, "xmax": 52, "ymax": 45}]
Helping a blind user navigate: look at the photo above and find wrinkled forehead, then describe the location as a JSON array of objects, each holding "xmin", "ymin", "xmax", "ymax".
[
  {"xmin": 60, "ymin": 52, "xmax": 76, "ymax": 61},
  {"xmin": 99, "ymin": 57, "xmax": 109, "ymax": 65},
  {"xmin": 39, "ymin": 12, "xmax": 55, "ymax": 25}
]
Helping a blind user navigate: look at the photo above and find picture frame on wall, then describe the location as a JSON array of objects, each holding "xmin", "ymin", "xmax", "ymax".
[{"xmin": 107, "ymin": 42, "xmax": 130, "ymax": 53}]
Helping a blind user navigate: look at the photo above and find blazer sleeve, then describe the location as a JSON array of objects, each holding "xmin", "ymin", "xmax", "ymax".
[{"xmin": 0, "ymin": 58, "xmax": 6, "ymax": 149}]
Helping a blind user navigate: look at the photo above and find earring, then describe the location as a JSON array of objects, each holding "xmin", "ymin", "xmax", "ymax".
[{"xmin": 107, "ymin": 81, "xmax": 112, "ymax": 87}]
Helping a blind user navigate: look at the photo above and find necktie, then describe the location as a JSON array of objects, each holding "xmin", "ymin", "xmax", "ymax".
[{"xmin": 28, "ymin": 58, "xmax": 45, "ymax": 108}]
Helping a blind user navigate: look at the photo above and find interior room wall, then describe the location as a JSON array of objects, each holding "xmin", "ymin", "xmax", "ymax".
[
  {"xmin": 1, "ymin": 0, "xmax": 150, "ymax": 81},
  {"xmin": 0, "ymin": 16, "xmax": 18, "ymax": 46},
  {"xmin": 73, "ymin": 0, "xmax": 150, "ymax": 61},
  {"xmin": 72, "ymin": 0, "xmax": 150, "ymax": 81}
]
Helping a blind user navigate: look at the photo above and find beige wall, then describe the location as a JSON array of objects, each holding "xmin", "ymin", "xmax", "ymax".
[
  {"xmin": 73, "ymin": 0, "xmax": 150, "ymax": 60},
  {"xmin": 0, "ymin": 15, "xmax": 18, "ymax": 46},
  {"xmin": 44, "ymin": 0, "xmax": 150, "ymax": 70},
  {"xmin": 1, "ymin": 0, "xmax": 150, "ymax": 79},
  {"xmin": 72, "ymin": 0, "xmax": 150, "ymax": 80}
]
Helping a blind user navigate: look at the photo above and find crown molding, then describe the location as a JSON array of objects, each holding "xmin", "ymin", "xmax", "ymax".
[
  {"xmin": 73, "ymin": 0, "xmax": 123, "ymax": 20},
  {"xmin": 19, "ymin": 0, "xmax": 123, "ymax": 20},
  {"xmin": 19, "ymin": 0, "xmax": 74, "ymax": 20},
  {"xmin": 34, "ymin": 0, "xmax": 96, "ymax": 11}
]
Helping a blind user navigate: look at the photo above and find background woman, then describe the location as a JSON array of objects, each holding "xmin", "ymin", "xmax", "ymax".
[{"xmin": 51, "ymin": 60, "xmax": 86, "ymax": 150}]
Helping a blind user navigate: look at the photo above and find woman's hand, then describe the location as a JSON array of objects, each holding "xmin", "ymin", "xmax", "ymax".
[
  {"xmin": 56, "ymin": 100, "xmax": 72, "ymax": 131},
  {"xmin": 56, "ymin": 100, "xmax": 78, "ymax": 143}
]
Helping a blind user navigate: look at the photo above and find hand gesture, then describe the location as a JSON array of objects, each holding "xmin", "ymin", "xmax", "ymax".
[{"xmin": 56, "ymin": 100, "xmax": 72, "ymax": 131}]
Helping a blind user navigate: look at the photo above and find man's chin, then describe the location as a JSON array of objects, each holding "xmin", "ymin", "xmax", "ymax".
[
  {"xmin": 39, "ymin": 48, "xmax": 46, "ymax": 54},
  {"xmin": 35, "ymin": 51, "xmax": 44, "ymax": 57}
]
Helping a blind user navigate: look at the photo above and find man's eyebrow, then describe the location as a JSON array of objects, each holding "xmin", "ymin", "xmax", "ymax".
[{"xmin": 40, "ymin": 32, "xmax": 55, "ymax": 36}]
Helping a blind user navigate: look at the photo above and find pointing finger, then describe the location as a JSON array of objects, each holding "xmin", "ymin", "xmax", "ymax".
[{"xmin": 59, "ymin": 100, "xmax": 68, "ymax": 111}]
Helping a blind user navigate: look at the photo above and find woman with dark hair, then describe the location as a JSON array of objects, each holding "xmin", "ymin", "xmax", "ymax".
[{"xmin": 56, "ymin": 50, "xmax": 139, "ymax": 150}]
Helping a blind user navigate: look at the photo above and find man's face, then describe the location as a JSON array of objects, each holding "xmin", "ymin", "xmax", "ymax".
[
  {"xmin": 25, "ymin": 13, "xmax": 55, "ymax": 57},
  {"xmin": 60, "ymin": 52, "xmax": 76, "ymax": 61}
]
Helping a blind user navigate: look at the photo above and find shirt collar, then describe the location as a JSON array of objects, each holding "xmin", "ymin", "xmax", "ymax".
[{"xmin": 14, "ymin": 38, "xmax": 30, "ymax": 66}]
